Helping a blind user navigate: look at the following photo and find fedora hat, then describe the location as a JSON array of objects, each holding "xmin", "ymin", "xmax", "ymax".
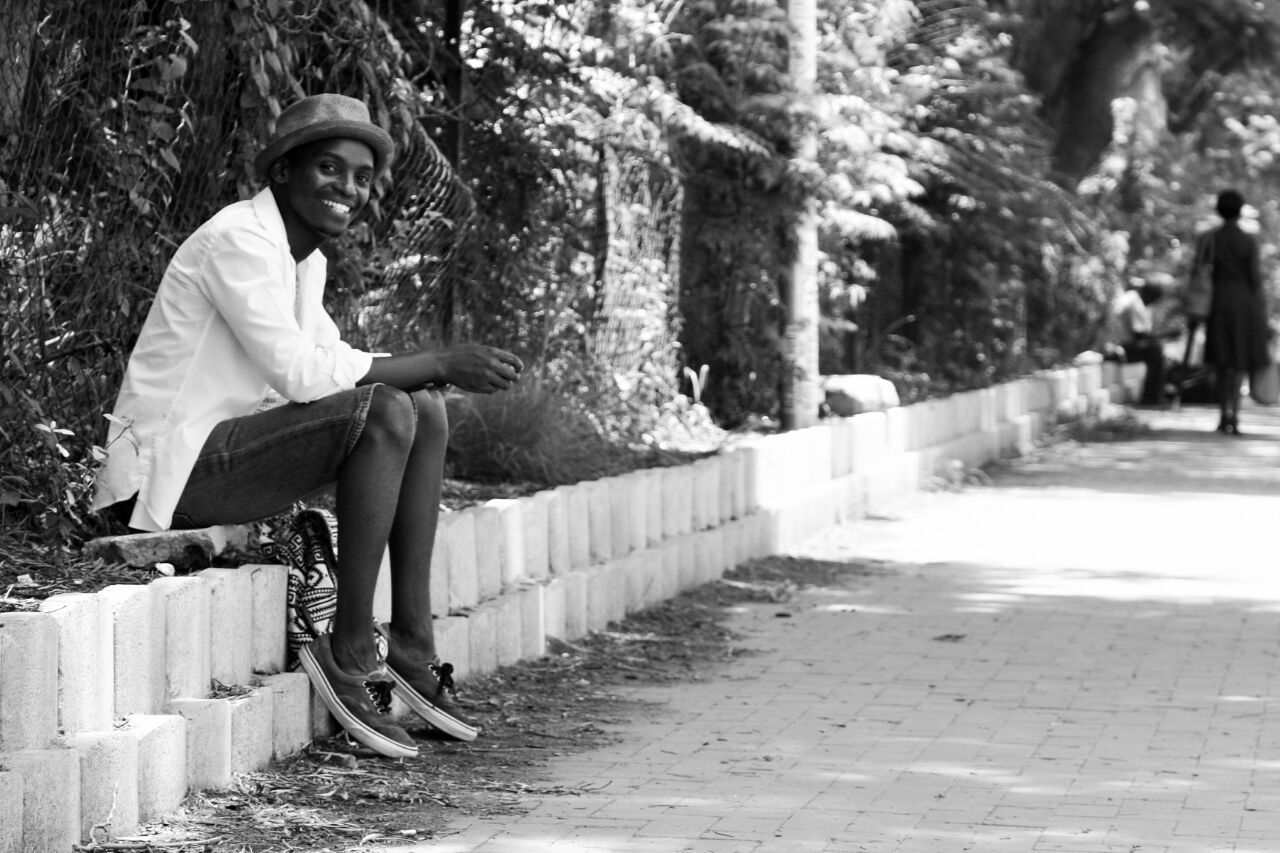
[{"xmin": 254, "ymin": 94, "xmax": 394, "ymax": 179}]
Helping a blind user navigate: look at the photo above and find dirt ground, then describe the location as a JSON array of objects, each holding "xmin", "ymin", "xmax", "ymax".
[{"xmin": 73, "ymin": 555, "xmax": 852, "ymax": 853}]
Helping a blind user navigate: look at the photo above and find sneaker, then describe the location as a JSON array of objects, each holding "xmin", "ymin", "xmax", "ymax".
[
  {"xmin": 382, "ymin": 628, "xmax": 481, "ymax": 742},
  {"xmin": 298, "ymin": 635, "xmax": 418, "ymax": 758}
]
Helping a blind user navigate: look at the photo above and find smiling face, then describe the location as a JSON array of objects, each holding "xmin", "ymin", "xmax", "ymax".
[{"xmin": 269, "ymin": 137, "xmax": 376, "ymax": 258}]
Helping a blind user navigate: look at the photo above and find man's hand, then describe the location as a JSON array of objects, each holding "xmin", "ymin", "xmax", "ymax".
[{"xmin": 438, "ymin": 344, "xmax": 524, "ymax": 394}]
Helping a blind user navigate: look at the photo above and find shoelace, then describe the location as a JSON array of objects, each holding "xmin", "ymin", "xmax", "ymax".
[
  {"xmin": 364, "ymin": 679, "xmax": 394, "ymax": 715},
  {"xmin": 430, "ymin": 661, "xmax": 457, "ymax": 695}
]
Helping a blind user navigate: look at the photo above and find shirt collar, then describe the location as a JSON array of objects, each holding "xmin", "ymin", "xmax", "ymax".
[{"xmin": 251, "ymin": 188, "xmax": 324, "ymax": 267}]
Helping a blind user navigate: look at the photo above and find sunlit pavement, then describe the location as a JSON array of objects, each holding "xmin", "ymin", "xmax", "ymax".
[{"xmin": 414, "ymin": 402, "xmax": 1280, "ymax": 853}]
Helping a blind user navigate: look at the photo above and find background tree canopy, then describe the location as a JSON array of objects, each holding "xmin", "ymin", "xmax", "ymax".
[{"xmin": 3, "ymin": 0, "xmax": 1278, "ymax": 552}]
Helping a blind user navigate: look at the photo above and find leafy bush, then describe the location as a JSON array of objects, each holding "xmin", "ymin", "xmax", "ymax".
[{"xmin": 444, "ymin": 378, "xmax": 642, "ymax": 487}]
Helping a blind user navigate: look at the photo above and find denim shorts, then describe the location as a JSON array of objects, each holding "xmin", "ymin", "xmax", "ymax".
[{"xmin": 167, "ymin": 385, "xmax": 378, "ymax": 529}]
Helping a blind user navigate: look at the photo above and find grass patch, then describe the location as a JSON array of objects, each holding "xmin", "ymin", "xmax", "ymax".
[{"xmin": 1053, "ymin": 408, "xmax": 1151, "ymax": 443}]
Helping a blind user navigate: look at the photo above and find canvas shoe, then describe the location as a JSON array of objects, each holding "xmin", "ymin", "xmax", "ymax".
[
  {"xmin": 382, "ymin": 627, "xmax": 481, "ymax": 742},
  {"xmin": 298, "ymin": 634, "xmax": 418, "ymax": 758}
]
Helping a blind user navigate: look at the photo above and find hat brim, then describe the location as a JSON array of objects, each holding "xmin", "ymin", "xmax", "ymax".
[{"xmin": 254, "ymin": 120, "xmax": 394, "ymax": 179}]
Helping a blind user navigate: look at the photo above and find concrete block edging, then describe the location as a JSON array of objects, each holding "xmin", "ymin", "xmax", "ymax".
[{"xmin": 0, "ymin": 363, "xmax": 1116, "ymax": 850}]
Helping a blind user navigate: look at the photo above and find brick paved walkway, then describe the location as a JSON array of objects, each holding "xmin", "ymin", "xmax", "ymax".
[{"xmin": 415, "ymin": 404, "xmax": 1280, "ymax": 853}]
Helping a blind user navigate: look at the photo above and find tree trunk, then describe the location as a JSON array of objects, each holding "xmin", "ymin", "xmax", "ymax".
[
  {"xmin": 1010, "ymin": 0, "xmax": 1160, "ymax": 184},
  {"xmin": 779, "ymin": 0, "xmax": 820, "ymax": 429}
]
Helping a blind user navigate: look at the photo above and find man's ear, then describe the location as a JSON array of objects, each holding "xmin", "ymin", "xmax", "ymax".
[{"xmin": 268, "ymin": 159, "xmax": 289, "ymax": 185}]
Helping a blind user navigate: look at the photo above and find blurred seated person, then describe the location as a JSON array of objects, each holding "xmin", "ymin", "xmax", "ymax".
[{"xmin": 1105, "ymin": 280, "xmax": 1179, "ymax": 405}]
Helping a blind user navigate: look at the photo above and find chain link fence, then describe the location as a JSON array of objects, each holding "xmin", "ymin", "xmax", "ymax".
[
  {"xmin": 1, "ymin": 0, "xmax": 685, "ymax": 543},
  {"xmin": 1, "ymin": 0, "xmax": 474, "ymax": 538}
]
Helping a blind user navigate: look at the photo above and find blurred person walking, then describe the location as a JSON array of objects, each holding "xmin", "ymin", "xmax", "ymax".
[{"xmin": 1196, "ymin": 189, "xmax": 1269, "ymax": 434}]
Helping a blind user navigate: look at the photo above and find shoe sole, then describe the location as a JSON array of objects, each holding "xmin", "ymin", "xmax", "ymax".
[
  {"xmin": 388, "ymin": 666, "xmax": 481, "ymax": 742},
  {"xmin": 298, "ymin": 643, "xmax": 418, "ymax": 759}
]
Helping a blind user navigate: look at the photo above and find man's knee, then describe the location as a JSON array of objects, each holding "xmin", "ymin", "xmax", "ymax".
[
  {"xmin": 364, "ymin": 384, "xmax": 417, "ymax": 448},
  {"xmin": 408, "ymin": 387, "xmax": 448, "ymax": 443}
]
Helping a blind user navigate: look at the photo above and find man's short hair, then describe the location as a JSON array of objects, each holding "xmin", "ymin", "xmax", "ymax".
[{"xmin": 1217, "ymin": 189, "xmax": 1245, "ymax": 220}]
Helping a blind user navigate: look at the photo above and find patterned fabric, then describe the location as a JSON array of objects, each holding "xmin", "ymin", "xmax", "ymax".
[{"xmin": 262, "ymin": 507, "xmax": 340, "ymax": 669}]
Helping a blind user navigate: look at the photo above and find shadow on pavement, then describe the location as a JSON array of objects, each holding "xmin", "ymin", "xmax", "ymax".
[{"xmin": 990, "ymin": 402, "xmax": 1280, "ymax": 497}]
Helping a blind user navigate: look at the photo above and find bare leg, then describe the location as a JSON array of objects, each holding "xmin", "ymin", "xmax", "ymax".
[
  {"xmin": 331, "ymin": 385, "xmax": 416, "ymax": 674},
  {"xmin": 1217, "ymin": 368, "xmax": 1233, "ymax": 428},
  {"xmin": 1216, "ymin": 368, "xmax": 1244, "ymax": 432},
  {"xmin": 1229, "ymin": 369, "xmax": 1244, "ymax": 428},
  {"xmin": 385, "ymin": 388, "xmax": 449, "ymax": 660}
]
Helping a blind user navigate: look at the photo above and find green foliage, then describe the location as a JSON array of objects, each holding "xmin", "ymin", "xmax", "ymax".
[
  {"xmin": 811, "ymin": 0, "xmax": 1112, "ymax": 390},
  {"xmin": 3, "ymin": 0, "xmax": 690, "ymax": 549},
  {"xmin": 664, "ymin": 1, "xmax": 797, "ymax": 425},
  {"xmin": 8, "ymin": 0, "xmax": 1280, "ymax": 559},
  {"xmin": 1054, "ymin": 408, "xmax": 1151, "ymax": 443},
  {"xmin": 444, "ymin": 378, "xmax": 639, "ymax": 486},
  {"xmin": 2, "ymin": 1, "xmax": 202, "ymax": 545}
]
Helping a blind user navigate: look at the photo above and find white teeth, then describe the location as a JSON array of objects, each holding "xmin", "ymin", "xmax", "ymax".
[{"xmin": 322, "ymin": 200, "xmax": 351, "ymax": 214}]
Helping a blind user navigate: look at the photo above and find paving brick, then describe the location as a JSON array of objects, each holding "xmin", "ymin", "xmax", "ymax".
[
  {"xmin": 691, "ymin": 457, "xmax": 718, "ymax": 531},
  {"xmin": 467, "ymin": 606, "xmax": 499, "ymax": 676},
  {"xmin": 472, "ymin": 505, "xmax": 504, "ymax": 601},
  {"xmin": 559, "ymin": 483, "xmax": 592, "ymax": 570},
  {"xmin": 514, "ymin": 584, "xmax": 546, "ymax": 660},
  {"xmin": 99, "ymin": 584, "xmax": 165, "ymax": 716},
  {"xmin": 151, "ymin": 576, "xmax": 213, "ymax": 701},
  {"xmin": 585, "ymin": 479, "xmax": 614, "ymax": 565},
  {"xmin": 605, "ymin": 475, "xmax": 634, "ymax": 559},
  {"xmin": 434, "ymin": 615, "xmax": 472, "ymax": 678},
  {"xmin": 248, "ymin": 564, "xmax": 288, "ymax": 675},
  {"xmin": 229, "ymin": 688, "xmax": 274, "ymax": 774},
  {"xmin": 442, "ymin": 511, "xmax": 480, "ymax": 610},
  {"xmin": 259, "ymin": 672, "xmax": 310, "ymax": 761},
  {"xmin": 830, "ymin": 417, "xmax": 854, "ymax": 477},
  {"xmin": 485, "ymin": 498, "xmax": 527, "ymax": 589},
  {"xmin": 658, "ymin": 467, "xmax": 686, "ymax": 539},
  {"xmin": 0, "ymin": 770, "xmax": 20, "ymax": 853},
  {"xmin": 489, "ymin": 595, "xmax": 523, "ymax": 668},
  {"xmin": 618, "ymin": 550, "xmax": 654, "ymax": 613},
  {"xmin": 37, "ymin": 592, "xmax": 113, "ymax": 734},
  {"xmin": 561, "ymin": 571, "xmax": 589, "ymax": 641},
  {"xmin": 585, "ymin": 564, "xmax": 623, "ymax": 633},
  {"xmin": 519, "ymin": 492, "xmax": 550, "ymax": 581},
  {"xmin": 658, "ymin": 538, "xmax": 684, "ymax": 602},
  {"xmin": 197, "ymin": 567, "xmax": 255, "ymax": 687},
  {"xmin": 0, "ymin": 612, "xmax": 59, "ymax": 750},
  {"xmin": 540, "ymin": 577, "xmax": 567, "ymax": 644},
  {"xmin": 693, "ymin": 526, "xmax": 726, "ymax": 585},
  {"xmin": 69, "ymin": 729, "xmax": 139, "ymax": 841},
  {"xmin": 675, "ymin": 466, "xmax": 696, "ymax": 536},
  {"xmin": 169, "ymin": 697, "xmax": 232, "ymax": 791},
  {"xmin": 615, "ymin": 472, "xmax": 647, "ymax": 555},
  {"xmin": 1, "ymin": 747, "xmax": 79, "ymax": 853},
  {"xmin": 541, "ymin": 488, "xmax": 572, "ymax": 575},
  {"xmin": 125, "ymin": 714, "xmax": 187, "ymax": 821},
  {"xmin": 715, "ymin": 450, "xmax": 737, "ymax": 524},
  {"xmin": 849, "ymin": 411, "xmax": 889, "ymax": 474},
  {"xmin": 640, "ymin": 468, "xmax": 664, "ymax": 547}
]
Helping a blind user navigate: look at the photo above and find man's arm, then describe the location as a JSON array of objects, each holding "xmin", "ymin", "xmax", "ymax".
[{"xmin": 360, "ymin": 344, "xmax": 523, "ymax": 394}]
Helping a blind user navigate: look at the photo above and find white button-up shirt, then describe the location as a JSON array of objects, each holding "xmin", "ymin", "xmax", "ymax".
[{"xmin": 93, "ymin": 189, "xmax": 374, "ymax": 531}]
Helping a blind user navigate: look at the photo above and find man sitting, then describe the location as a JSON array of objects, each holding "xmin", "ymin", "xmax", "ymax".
[{"xmin": 1107, "ymin": 280, "xmax": 1177, "ymax": 405}]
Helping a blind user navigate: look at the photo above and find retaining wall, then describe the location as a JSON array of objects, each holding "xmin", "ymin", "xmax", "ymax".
[{"xmin": 0, "ymin": 361, "xmax": 1143, "ymax": 849}]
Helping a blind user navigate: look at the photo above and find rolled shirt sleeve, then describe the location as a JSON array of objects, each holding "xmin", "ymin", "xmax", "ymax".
[{"xmin": 92, "ymin": 189, "xmax": 374, "ymax": 531}]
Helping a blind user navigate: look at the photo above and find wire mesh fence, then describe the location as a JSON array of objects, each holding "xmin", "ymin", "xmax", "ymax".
[
  {"xmin": 1, "ymin": 0, "xmax": 471, "ymax": 537},
  {"xmin": 1, "ymin": 0, "xmax": 684, "ymax": 542}
]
